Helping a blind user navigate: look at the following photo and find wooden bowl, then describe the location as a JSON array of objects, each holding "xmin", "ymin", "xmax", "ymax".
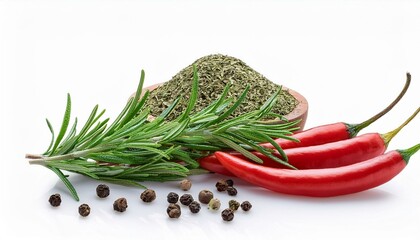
[{"xmin": 132, "ymin": 83, "xmax": 308, "ymax": 130}]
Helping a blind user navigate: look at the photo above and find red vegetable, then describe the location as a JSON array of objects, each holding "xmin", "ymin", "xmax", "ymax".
[
  {"xmin": 260, "ymin": 73, "xmax": 411, "ymax": 149},
  {"xmin": 199, "ymin": 107, "xmax": 419, "ymax": 173},
  {"xmin": 198, "ymin": 156, "xmax": 236, "ymax": 177},
  {"xmin": 259, "ymin": 107, "xmax": 419, "ymax": 169},
  {"xmin": 215, "ymin": 143, "xmax": 420, "ymax": 197}
]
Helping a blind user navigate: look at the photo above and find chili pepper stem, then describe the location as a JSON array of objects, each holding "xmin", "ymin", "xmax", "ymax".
[
  {"xmin": 347, "ymin": 73, "xmax": 411, "ymax": 137},
  {"xmin": 399, "ymin": 144, "xmax": 420, "ymax": 164},
  {"xmin": 381, "ymin": 107, "xmax": 420, "ymax": 146}
]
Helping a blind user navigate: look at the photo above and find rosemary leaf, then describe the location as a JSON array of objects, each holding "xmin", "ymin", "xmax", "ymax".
[
  {"xmin": 43, "ymin": 119, "xmax": 55, "ymax": 155},
  {"xmin": 213, "ymin": 134, "xmax": 263, "ymax": 164},
  {"xmin": 47, "ymin": 166, "xmax": 79, "ymax": 201},
  {"xmin": 49, "ymin": 94, "xmax": 72, "ymax": 156}
]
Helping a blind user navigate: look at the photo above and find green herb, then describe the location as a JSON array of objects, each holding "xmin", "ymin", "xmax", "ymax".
[
  {"xmin": 26, "ymin": 66, "xmax": 299, "ymax": 201},
  {"xmin": 146, "ymin": 54, "xmax": 298, "ymax": 121}
]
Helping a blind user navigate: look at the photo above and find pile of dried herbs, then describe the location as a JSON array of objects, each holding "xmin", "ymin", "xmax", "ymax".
[{"xmin": 146, "ymin": 54, "xmax": 298, "ymax": 120}]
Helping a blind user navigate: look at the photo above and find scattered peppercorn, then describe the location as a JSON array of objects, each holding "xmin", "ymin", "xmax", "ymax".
[
  {"xmin": 113, "ymin": 197, "xmax": 128, "ymax": 212},
  {"xmin": 167, "ymin": 192, "xmax": 179, "ymax": 203},
  {"xmin": 168, "ymin": 208, "xmax": 181, "ymax": 218},
  {"xmin": 208, "ymin": 198, "xmax": 221, "ymax": 211},
  {"xmin": 188, "ymin": 201, "xmax": 201, "ymax": 214},
  {"xmin": 78, "ymin": 204, "xmax": 91, "ymax": 217},
  {"xmin": 48, "ymin": 193, "xmax": 61, "ymax": 207},
  {"xmin": 241, "ymin": 201, "xmax": 252, "ymax": 211},
  {"xmin": 225, "ymin": 179, "xmax": 234, "ymax": 187},
  {"xmin": 198, "ymin": 190, "xmax": 213, "ymax": 204},
  {"xmin": 167, "ymin": 203, "xmax": 181, "ymax": 214},
  {"xmin": 215, "ymin": 179, "xmax": 228, "ymax": 192},
  {"xmin": 179, "ymin": 194, "xmax": 194, "ymax": 206},
  {"xmin": 180, "ymin": 179, "xmax": 192, "ymax": 191},
  {"xmin": 96, "ymin": 184, "xmax": 110, "ymax": 198},
  {"xmin": 140, "ymin": 189, "xmax": 156, "ymax": 203},
  {"xmin": 221, "ymin": 208, "xmax": 234, "ymax": 221},
  {"xmin": 228, "ymin": 200, "xmax": 240, "ymax": 211},
  {"xmin": 226, "ymin": 186, "xmax": 237, "ymax": 196}
]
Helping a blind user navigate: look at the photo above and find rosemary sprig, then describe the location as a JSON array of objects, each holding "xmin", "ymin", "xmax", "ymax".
[{"xmin": 27, "ymin": 66, "xmax": 299, "ymax": 201}]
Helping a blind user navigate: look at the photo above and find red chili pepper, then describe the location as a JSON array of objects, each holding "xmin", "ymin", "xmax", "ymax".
[
  {"xmin": 198, "ymin": 132, "xmax": 385, "ymax": 174},
  {"xmin": 215, "ymin": 143, "xmax": 420, "ymax": 197},
  {"xmin": 200, "ymin": 107, "xmax": 419, "ymax": 173},
  {"xmin": 259, "ymin": 133, "xmax": 390, "ymax": 169},
  {"xmin": 260, "ymin": 73, "xmax": 411, "ymax": 149},
  {"xmin": 197, "ymin": 155, "xmax": 236, "ymax": 176}
]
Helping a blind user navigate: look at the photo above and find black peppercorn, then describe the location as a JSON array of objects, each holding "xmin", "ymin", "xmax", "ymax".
[
  {"xmin": 78, "ymin": 204, "xmax": 91, "ymax": 217},
  {"xmin": 188, "ymin": 201, "xmax": 201, "ymax": 214},
  {"xmin": 48, "ymin": 193, "xmax": 61, "ymax": 207},
  {"xmin": 168, "ymin": 208, "xmax": 181, "ymax": 218},
  {"xmin": 179, "ymin": 179, "xmax": 192, "ymax": 191},
  {"xmin": 140, "ymin": 189, "xmax": 156, "ymax": 203},
  {"xmin": 179, "ymin": 194, "xmax": 194, "ymax": 206},
  {"xmin": 225, "ymin": 179, "xmax": 234, "ymax": 187},
  {"xmin": 96, "ymin": 184, "xmax": 110, "ymax": 198},
  {"xmin": 228, "ymin": 200, "xmax": 240, "ymax": 211},
  {"xmin": 166, "ymin": 203, "xmax": 181, "ymax": 214},
  {"xmin": 241, "ymin": 201, "xmax": 252, "ymax": 211},
  {"xmin": 113, "ymin": 197, "xmax": 128, "ymax": 212},
  {"xmin": 226, "ymin": 186, "xmax": 237, "ymax": 196},
  {"xmin": 198, "ymin": 190, "xmax": 213, "ymax": 204},
  {"xmin": 167, "ymin": 192, "xmax": 179, "ymax": 203},
  {"xmin": 215, "ymin": 180, "xmax": 228, "ymax": 192},
  {"xmin": 221, "ymin": 208, "xmax": 234, "ymax": 221}
]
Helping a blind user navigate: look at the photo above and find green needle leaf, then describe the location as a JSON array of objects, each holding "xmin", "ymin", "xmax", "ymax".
[
  {"xmin": 43, "ymin": 118, "xmax": 55, "ymax": 155},
  {"xmin": 213, "ymin": 134, "xmax": 263, "ymax": 164},
  {"xmin": 178, "ymin": 65, "xmax": 198, "ymax": 122},
  {"xmin": 202, "ymin": 85, "xmax": 250, "ymax": 127},
  {"xmin": 49, "ymin": 94, "xmax": 72, "ymax": 156},
  {"xmin": 47, "ymin": 166, "xmax": 79, "ymax": 201}
]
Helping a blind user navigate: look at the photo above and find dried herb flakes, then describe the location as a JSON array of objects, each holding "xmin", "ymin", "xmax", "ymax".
[{"xmin": 146, "ymin": 54, "xmax": 298, "ymax": 120}]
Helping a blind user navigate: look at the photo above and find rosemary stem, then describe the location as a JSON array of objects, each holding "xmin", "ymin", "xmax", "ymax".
[{"xmin": 26, "ymin": 145, "xmax": 111, "ymax": 164}]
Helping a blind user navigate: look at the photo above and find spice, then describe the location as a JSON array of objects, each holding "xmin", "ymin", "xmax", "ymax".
[
  {"xmin": 140, "ymin": 189, "xmax": 156, "ymax": 203},
  {"xmin": 208, "ymin": 198, "xmax": 221, "ymax": 211},
  {"xmin": 96, "ymin": 184, "xmax": 110, "ymax": 198},
  {"xmin": 113, "ymin": 197, "xmax": 128, "ymax": 212},
  {"xmin": 179, "ymin": 179, "xmax": 192, "ymax": 191},
  {"xmin": 167, "ymin": 192, "xmax": 179, "ymax": 203},
  {"xmin": 179, "ymin": 194, "xmax": 194, "ymax": 206},
  {"xmin": 228, "ymin": 200, "xmax": 240, "ymax": 211},
  {"xmin": 226, "ymin": 186, "xmax": 238, "ymax": 196},
  {"xmin": 78, "ymin": 204, "xmax": 91, "ymax": 217},
  {"xmin": 215, "ymin": 179, "xmax": 228, "ymax": 192},
  {"xmin": 167, "ymin": 203, "xmax": 181, "ymax": 214},
  {"xmin": 48, "ymin": 193, "xmax": 61, "ymax": 207},
  {"xmin": 168, "ymin": 208, "xmax": 181, "ymax": 219},
  {"xmin": 221, "ymin": 208, "xmax": 234, "ymax": 222},
  {"xmin": 145, "ymin": 54, "xmax": 298, "ymax": 121},
  {"xmin": 188, "ymin": 201, "xmax": 201, "ymax": 214},
  {"xmin": 225, "ymin": 179, "xmax": 234, "ymax": 187},
  {"xmin": 241, "ymin": 201, "xmax": 252, "ymax": 211},
  {"xmin": 198, "ymin": 190, "xmax": 213, "ymax": 204}
]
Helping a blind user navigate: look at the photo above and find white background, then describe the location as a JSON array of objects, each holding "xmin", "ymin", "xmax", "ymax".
[{"xmin": 1, "ymin": 0, "xmax": 420, "ymax": 239}]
